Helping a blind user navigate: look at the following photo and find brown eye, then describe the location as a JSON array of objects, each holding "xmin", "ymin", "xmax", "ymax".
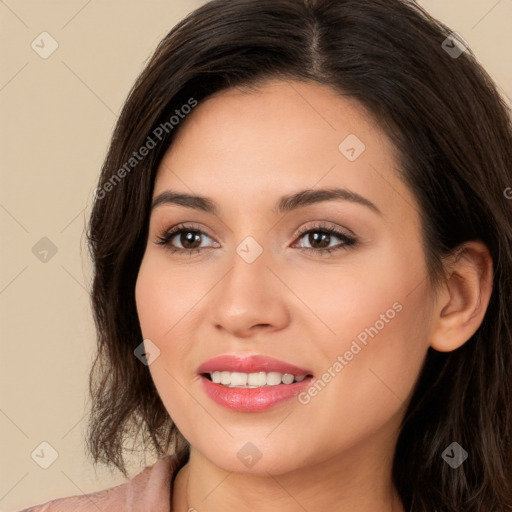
[
  {"xmin": 155, "ymin": 223, "xmax": 217, "ymax": 255},
  {"xmin": 293, "ymin": 223, "xmax": 358, "ymax": 256},
  {"xmin": 305, "ymin": 231, "xmax": 332, "ymax": 249},
  {"xmin": 176, "ymin": 230, "xmax": 203, "ymax": 249}
]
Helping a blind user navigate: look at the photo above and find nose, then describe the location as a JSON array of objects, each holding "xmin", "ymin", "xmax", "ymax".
[{"xmin": 209, "ymin": 246, "xmax": 290, "ymax": 338}]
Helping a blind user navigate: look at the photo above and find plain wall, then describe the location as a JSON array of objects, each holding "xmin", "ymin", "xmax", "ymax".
[{"xmin": 1, "ymin": 0, "xmax": 511, "ymax": 510}]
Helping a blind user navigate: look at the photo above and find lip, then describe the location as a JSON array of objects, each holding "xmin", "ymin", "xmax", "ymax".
[
  {"xmin": 197, "ymin": 355, "xmax": 314, "ymax": 412},
  {"xmin": 196, "ymin": 355, "xmax": 312, "ymax": 375}
]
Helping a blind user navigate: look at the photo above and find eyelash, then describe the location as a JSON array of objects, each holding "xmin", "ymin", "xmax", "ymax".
[{"xmin": 154, "ymin": 222, "xmax": 357, "ymax": 257}]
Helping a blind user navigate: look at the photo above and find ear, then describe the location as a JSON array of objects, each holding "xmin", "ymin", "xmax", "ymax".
[{"xmin": 429, "ymin": 240, "xmax": 493, "ymax": 352}]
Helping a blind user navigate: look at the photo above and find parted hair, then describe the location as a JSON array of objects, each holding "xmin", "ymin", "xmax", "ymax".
[{"xmin": 85, "ymin": 0, "xmax": 512, "ymax": 510}]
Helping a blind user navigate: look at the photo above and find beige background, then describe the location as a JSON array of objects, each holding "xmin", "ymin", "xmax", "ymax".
[{"xmin": 1, "ymin": 1, "xmax": 511, "ymax": 510}]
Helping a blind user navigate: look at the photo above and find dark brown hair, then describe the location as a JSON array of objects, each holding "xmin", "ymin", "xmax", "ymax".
[{"xmin": 85, "ymin": 0, "xmax": 512, "ymax": 509}]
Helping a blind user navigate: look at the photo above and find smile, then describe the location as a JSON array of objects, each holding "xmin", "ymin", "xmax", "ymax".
[
  {"xmin": 205, "ymin": 371, "xmax": 307, "ymax": 387},
  {"xmin": 196, "ymin": 355, "xmax": 314, "ymax": 412}
]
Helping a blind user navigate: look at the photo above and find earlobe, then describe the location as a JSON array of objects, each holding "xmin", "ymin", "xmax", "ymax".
[{"xmin": 429, "ymin": 241, "xmax": 493, "ymax": 353}]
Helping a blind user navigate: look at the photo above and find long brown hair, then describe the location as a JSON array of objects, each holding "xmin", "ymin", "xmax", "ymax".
[{"xmin": 85, "ymin": 0, "xmax": 512, "ymax": 509}]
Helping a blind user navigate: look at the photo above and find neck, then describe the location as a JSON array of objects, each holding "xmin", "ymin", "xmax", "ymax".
[{"xmin": 171, "ymin": 436, "xmax": 405, "ymax": 512}]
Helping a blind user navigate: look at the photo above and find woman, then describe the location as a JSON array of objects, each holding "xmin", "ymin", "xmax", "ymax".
[{"xmin": 21, "ymin": 0, "xmax": 512, "ymax": 510}]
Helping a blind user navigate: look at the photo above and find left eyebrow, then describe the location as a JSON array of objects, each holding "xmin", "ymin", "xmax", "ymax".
[
  {"xmin": 151, "ymin": 187, "xmax": 382, "ymax": 216},
  {"xmin": 273, "ymin": 187, "xmax": 382, "ymax": 216}
]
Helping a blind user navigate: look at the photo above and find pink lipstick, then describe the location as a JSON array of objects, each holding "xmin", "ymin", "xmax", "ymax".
[{"xmin": 197, "ymin": 355, "xmax": 314, "ymax": 412}]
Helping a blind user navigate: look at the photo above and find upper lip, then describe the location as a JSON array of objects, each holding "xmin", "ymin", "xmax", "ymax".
[{"xmin": 197, "ymin": 355, "xmax": 313, "ymax": 376}]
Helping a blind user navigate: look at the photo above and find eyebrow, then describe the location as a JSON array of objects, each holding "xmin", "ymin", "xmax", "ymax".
[{"xmin": 151, "ymin": 187, "xmax": 382, "ymax": 216}]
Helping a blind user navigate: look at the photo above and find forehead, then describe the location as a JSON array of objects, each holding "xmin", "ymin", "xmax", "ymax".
[
  {"xmin": 164, "ymin": 80, "xmax": 392, "ymax": 165},
  {"xmin": 152, "ymin": 80, "xmax": 414, "ymax": 222}
]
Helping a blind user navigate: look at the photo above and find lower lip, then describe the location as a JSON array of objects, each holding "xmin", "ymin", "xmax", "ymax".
[{"xmin": 199, "ymin": 375, "xmax": 313, "ymax": 412}]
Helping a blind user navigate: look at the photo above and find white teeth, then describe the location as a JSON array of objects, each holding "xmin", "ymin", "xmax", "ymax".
[
  {"xmin": 208, "ymin": 371, "xmax": 308, "ymax": 387},
  {"xmin": 281, "ymin": 373, "xmax": 294, "ymax": 384},
  {"xmin": 230, "ymin": 372, "xmax": 247, "ymax": 386},
  {"xmin": 248, "ymin": 372, "xmax": 267, "ymax": 386},
  {"xmin": 266, "ymin": 371, "xmax": 282, "ymax": 386}
]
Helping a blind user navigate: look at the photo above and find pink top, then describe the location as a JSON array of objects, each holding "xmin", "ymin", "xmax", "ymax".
[{"xmin": 19, "ymin": 454, "xmax": 184, "ymax": 512}]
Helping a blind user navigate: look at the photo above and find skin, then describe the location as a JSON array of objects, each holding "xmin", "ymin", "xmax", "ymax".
[{"xmin": 135, "ymin": 79, "xmax": 493, "ymax": 512}]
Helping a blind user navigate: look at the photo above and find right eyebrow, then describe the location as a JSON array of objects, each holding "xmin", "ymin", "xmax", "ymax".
[{"xmin": 151, "ymin": 191, "xmax": 219, "ymax": 214}]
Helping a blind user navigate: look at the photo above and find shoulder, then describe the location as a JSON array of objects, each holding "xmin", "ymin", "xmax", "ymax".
[{"xmin": 19, "ymin": 454, "xmax": 183, "ymax": 512}]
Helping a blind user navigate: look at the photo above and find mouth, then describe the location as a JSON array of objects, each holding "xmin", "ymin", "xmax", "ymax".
[{"xmin": 196, "ymin": 355, "xmax": 314, "ymax": 412}]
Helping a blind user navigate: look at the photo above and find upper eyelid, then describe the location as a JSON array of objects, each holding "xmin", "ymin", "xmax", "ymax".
[
  {"xmin": 158, "ymin": 221, "xmax": 353, "ymax": 246},
  {"xmin": 295, "ymin": 222, "xmax": 354, "ymax": 237}
]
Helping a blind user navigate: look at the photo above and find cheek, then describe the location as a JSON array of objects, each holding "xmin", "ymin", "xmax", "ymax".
[
  {"xmin": 287, "ymin": 231, "xmax": 430, "ymax": 360},
  {"xmin": 135, "ymin": 253, "xmax": 207, "ymax": 340},
  {"xmin": 135, "ymin": 255, "xmax": 205, "ymax": 431},
  {"xmin": 311, "ymin": 295, "xmax": 429, "ymax": 453},
  {"xmin": 134, "ymin": 255, "xmax": 195, "ymax": 394},
  {"xmin": 300, "ymin": 249, "xmax": 431, "ymax": 439}
]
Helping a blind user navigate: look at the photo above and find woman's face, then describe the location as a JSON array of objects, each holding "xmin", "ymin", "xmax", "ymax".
[{"xmin": 135, "ymin": 80, "xmax": 436, "ymax": 475}]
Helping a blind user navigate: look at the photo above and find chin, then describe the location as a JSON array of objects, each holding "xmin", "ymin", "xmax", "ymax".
[{"xmin": 194, "ymin": 438, "xmax": 313, "ymax": 476}]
